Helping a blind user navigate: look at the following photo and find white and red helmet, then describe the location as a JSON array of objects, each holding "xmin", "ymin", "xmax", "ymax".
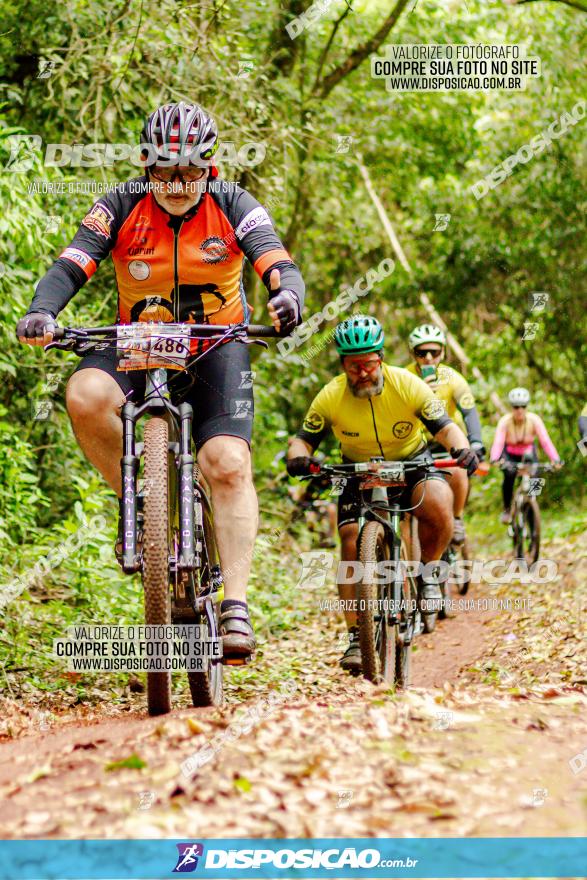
[{"xmin": 140, "ymin": 102, "xmax": 219, "ymax": 167}]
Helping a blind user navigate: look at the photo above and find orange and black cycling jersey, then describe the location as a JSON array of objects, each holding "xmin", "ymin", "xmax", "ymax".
[{"xmin": 29, "ymin": 176, "xmax": 305, "ymax": 334}]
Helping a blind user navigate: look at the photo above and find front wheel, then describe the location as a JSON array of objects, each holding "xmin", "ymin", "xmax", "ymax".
[
  {"xmin": 357, "ymin": 521, "xmax": 396, "ymax": 684},
  {"xmin": 517, "ymin": 500, "xmax": 541, "ymax": 564},
  {"xmin": 142, "ymin": 417, "xmax": 172, "ymax": 717}
]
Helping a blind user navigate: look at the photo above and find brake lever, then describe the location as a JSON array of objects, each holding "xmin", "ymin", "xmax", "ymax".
[
  {"xmin": 245, "ymin": 338, "xmax": 269, "ymax": 349},
  {"xmin": 44, "ymin": 340, "xmax": 76, "ymax": 352}
]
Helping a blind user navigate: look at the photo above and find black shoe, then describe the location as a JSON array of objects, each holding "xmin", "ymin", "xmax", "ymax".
[
  {"xmin": 340, "ymin": 628, "xmax": 362, "ymax": 675},
  {"xmin": 219, "ymin": 603, "xmax": 256, "ymax": 664},
  {"xmin": 418, "ymin": 578, "xmax": 442, "ymax": 613}
]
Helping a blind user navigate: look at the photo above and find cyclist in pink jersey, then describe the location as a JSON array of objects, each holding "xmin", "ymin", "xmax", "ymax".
[{"xmin": 490, "ymin": 387, "xmax": 561, "ymax": 523}]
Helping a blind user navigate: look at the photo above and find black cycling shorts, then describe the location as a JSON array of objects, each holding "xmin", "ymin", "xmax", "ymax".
[
  {"xmin": 336, "ymin": 451, "xmax": 446, "ymax": 529},
  {"xmin": 73, "ymin": 340, "xmax": 254, "ymax": 451}
]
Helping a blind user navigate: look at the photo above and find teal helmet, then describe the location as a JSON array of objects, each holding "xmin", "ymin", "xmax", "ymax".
[{"xmin": 334, "ymin": 315, "xmax": 384, "ymax": 356}]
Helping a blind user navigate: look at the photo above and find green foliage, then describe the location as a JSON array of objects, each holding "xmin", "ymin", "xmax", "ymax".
[{"xmin": 0, "ymin": 0, "xmax": 584, "ymax": 702}]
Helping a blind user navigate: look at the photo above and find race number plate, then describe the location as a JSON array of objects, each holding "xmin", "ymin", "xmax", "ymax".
[
  {"xmin": 379, "ymin": 464, "xmax": 405, "ymax": 482},
  {"xmin": 117, "ymin": 323, "xmax": 191, "ymax": 371}
]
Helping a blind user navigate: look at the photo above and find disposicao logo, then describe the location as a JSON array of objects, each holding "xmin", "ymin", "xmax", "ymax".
[{"xmin": 173, "ymin": 842, "xmax": 204, "ymax": 873}]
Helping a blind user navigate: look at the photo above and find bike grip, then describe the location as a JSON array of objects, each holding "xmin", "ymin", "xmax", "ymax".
[
  {"xmin": 246, "ymin": 324, "xmax": 280, "ymax": 337},
  {"xmin": 51, "ymin": 326, "xmax": 64, "ymax": 340},
  {"xmin": 309, "ymin": 463, "xmax": 322, "ymax": 474},
  {"xmin": 433, "ymin": 458, "xmax": 459, "ymax": 468}
]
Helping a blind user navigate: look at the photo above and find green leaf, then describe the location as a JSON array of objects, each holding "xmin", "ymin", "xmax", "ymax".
[{"xmin": 105, "ymin": 753, "xmax": 147, "ymax": 772}]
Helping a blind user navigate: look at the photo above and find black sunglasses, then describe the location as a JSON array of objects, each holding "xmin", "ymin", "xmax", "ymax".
[
  {"xmin": 512, "ymin": 405, "xmax": 527, "ymax": 409},
  {"xmin": 414, "ymin": 348, "xmax": 442, "ymax": 358}
]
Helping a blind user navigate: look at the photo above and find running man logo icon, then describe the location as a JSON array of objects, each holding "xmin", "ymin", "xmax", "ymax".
[
  {"xmin": 335, "ymin": 135, "xmax": 353, "ymax": 154},
  {"xmin": 173, "ymin": 843, "xmax": 204, "ymax": 873},
  {"xmin": 433, "ymin": 213, "xmax": 451, "ymax": 231},
  {"xmin": 528, "ymin": 477, "xmax": 545, "ymax": 497},
  {"xmin": 528, "ymin": 292, "xmax": 549, "ymax": 312},
  {"xmin": 238, "ymin": 370, "xmax": 255, "ymax": 389},
  {"xmin": 4, "ymin": 134, "xmax": 42, "ymax": 172},
  {"xmin": 522, "ymin": 322, "xmax": 540, "ymax": 341},
  {"xmin": 330, "ymin": 476, "xmax": 347, "ymax": 497},
  {"xmin": 37, "ymin": 61, "xmax": 57, "ymax": 79},
  {"xmin": 232, "ymin": 399, "xmax": 252, "ymax": 419},
  {"xmin": 296, "ymin": 551, "xmax": 334, "ymax": 589}
]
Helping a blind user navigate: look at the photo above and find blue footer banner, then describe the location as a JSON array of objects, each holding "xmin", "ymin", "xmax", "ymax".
[{"xmin": 0, "ymin": 837, "xmax": 585, "ymax": 879}]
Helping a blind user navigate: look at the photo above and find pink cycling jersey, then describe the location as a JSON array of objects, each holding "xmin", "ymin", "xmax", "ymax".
[{"xmin": 490, "ymin": 411, "xmax": 559, "ymax": 462}]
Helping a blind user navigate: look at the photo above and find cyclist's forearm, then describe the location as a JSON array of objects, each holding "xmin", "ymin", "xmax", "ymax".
[
  {"xmin": 262, "ymin": 261, "xmax": 305, "ymax": 310},
  {"xmin": 28, "ymin": 260, "xmax": 85, "ymax": 317},
  {"xmin": 288, "ymin": 437, "xmax": 314, "ymax": 459},
  {"xmin": 535, "ymin": 420, "xmax": 560, "ymax": 461},
  {"xmin": 433, "ymin": 422, "xmax": 469, "ymax": 452},
  {"xmin": 459, "ymin": 405, "xmax": 483, "ymax": 447}
]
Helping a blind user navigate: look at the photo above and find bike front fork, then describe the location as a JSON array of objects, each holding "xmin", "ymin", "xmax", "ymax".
[{"xmin": 120, "ymin": 400, "xmax": 197, "ymax": 574}]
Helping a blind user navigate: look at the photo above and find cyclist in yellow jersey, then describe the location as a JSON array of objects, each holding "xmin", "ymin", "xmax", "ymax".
[
  {"xmin": 286, "ymin": 316, "xmax": 479, "ymax": 674},
  {"xmin": 405, "ymin": 324, "xmax": 485, "ymax": 545}
]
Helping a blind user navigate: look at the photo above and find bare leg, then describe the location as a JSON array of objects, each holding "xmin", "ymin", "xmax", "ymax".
[
  {"xmin": 197, "ymin": 436, "xmax": 257, "ymax": 602},
  {"xmin": 446, "ymin": 467, "xmax": 468, "ymax": 517},
  {"xmin": 412, "ymin": 480, "xmax": 453, "ymax": 563},
  {"xmin": 66, "ymin": 369, "xmax": 127, "ymax": 496}
]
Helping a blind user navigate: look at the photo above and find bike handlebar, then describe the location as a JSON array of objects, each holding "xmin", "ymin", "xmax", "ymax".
[
  {"xmin": 51, "ymin": 322, "xmax": 279, "ymax": 342},
  {"xmin": 498, "ymin": 461, "xmax": 563, "ymax": 473},
  {"xmin": 307, "ymin": 458, "xmax": 465, "ymax": 479}
]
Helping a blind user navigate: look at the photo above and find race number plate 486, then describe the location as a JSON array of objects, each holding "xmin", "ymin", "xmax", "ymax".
[{"xmin": 117, "ymin": 324, "xmax": 191, "ymax": 371}]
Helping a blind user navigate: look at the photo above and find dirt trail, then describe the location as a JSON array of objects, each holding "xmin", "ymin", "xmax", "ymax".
[{"xmin": 0, "ymin": 533, "xmax": 585, "ymax": 839}]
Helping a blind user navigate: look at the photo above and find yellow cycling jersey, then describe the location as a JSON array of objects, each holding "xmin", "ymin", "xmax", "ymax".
[
  {"xmin": 297, "ymin": 363, "xmax": 450, "ymax": 462},
  {"xmin": 405, "ymin": 362, "xmax": 475, "ymax": 438}
]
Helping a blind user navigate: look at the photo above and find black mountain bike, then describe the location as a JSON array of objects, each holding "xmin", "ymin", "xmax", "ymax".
[
  {"xmin": 431, "ymin": 453, "xmax": 489, "ymax": 609},
  {"xmin": 49, "ymin": 321, "xmax": 275, "ymax": 716},
  {"xmin": 500, "ymin": 460, "xmax": 561, "ymax": 565},
  {"xmin": 307, "ymin": 458, "xmax": 460, "ymax": 687}
]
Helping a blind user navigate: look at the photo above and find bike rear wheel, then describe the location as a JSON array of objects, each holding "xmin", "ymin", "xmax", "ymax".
[
  {"xmin": 142, "ymin": 417, "xmax": 172, "ymax": 716},
  {"xmin": 187, "ymin": 487, "xmax": 224, "ymax": 708},
  {"xmin": 357, "ymin": 521, "xmax": 395, "ymax": 684}
]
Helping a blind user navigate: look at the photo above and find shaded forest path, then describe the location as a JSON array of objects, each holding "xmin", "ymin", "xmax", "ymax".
[{"xmin": 0, "ymin": 531, "xmax": 585, "ymax": 839}]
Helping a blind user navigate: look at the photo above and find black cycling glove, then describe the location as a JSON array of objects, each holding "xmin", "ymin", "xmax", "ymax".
[
  {"xmin": 269, "ymin": 290, "xmax": 301, "ymax": 337},
  {"xmin": 451, "ymin": 446, "xmax": 480, "ymax": 477},
  {"xmin": 16, "ymin": 311, "xmax": 56, "ymax": 342},
  {"xmin": 286, "ymin": 456, "xmax": 321, "ymax": 477}
]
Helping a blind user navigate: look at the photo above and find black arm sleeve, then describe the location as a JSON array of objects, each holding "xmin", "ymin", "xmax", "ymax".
[
  {"xmin": 420, "ymin": 413, "xmax": 452, "ymax": 435},
  {"xmin": 296, "ymin": 425, "xmax": 329, "ymax": 451},
  {"xmin": 213, "ymin": 183, "xmax": 305, "ymax": 310},
  {"xmin": 458, "ymin": 404, "xmax": 484, "ymax": 447},
  {"xmin": 579, "ymin": 415, "xmax": 587, "ymax": 437},
  {"xmin": 26, "ymin": 183, "xmax": 141, "ymax": 317}
]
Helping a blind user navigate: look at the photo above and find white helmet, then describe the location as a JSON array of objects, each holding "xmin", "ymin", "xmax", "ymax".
[
  {"xmin": 508, "ymin": 387, "xmax": 530, "ymax": 406},
  {"xmin": 408, "ymin": 324, "xmax": 446, "ymax": 350}
]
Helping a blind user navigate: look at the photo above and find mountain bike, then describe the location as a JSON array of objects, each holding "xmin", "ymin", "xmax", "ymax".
[
  {"xmin": 432, "ymin": 454, "xmax": 489, "ymax": 605},
  {"xmin": 500, "ymin": 461, "xmax": 561, "ymax": 565},
  {"xmin": 49, "ymin": 321, "xmax": 276, "ymax": 716},
  {"xmin": 307, "ymin": 458, "xmax": 462, "ymax": 687}
]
